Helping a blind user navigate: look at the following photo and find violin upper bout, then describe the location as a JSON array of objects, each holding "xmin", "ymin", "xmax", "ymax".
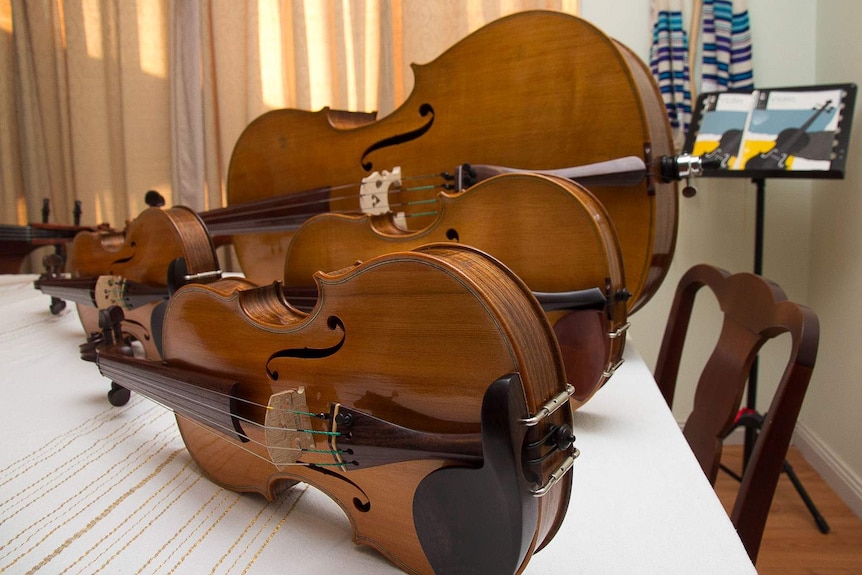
[{"xmin": 67, "ymin": 229, "xmax": 126, "ymax": 277}]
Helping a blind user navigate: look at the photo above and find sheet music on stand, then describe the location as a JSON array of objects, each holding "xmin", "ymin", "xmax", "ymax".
[{"xmin": 684, "ymin": 83, "xmax": 856, "ymax": 179}]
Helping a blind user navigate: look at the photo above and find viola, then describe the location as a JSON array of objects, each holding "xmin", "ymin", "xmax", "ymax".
[
  {"xmin": 225, "ymin": 10, "xmax": 679, "ymax": 313},
  {"xmin": 53, "ymin": 156, "xmax": 643, "ymax": 290},
  {"xmin": 281, "ymin": 171, "xmax": 630, "ymax": 409},
  {"xmin": 85, "ymin": 244, "xmax": 579, "ymax": 574}
]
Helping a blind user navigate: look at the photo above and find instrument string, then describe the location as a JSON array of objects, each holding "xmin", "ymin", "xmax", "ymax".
[
  {"xmin": 130, "ymin": 377, "xmax": 333, "ymax": 437},
  {"xmin": 204, "ymin": 172, "xmax": 454, "ymax": 231},
  {"xmin": 107, "ymin": 370, "xmax": 347, "ymax": 469},
  {"xmin": 178, "ymin": 415, "xmax": 350, "ymax": 469},
  {"xmin": 0, "ymin": 225, "xmax": 76, "ymax": 241}
]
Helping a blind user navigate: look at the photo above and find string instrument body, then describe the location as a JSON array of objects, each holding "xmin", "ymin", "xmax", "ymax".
[
  {"xmin": 64, "ymin": 206, "xmax": 219, "ymax": 358},
  {"xmin": 283, "ymin": 172, "xmax": 628, "ymax": 408},
  {"xmin": 97, "ymin": 244, "xmax": 577, "ymax": 574},
  {"xmin": 53, "ymin": 173, "xmax": 628, "ymax": 411},
  {"xmin": 227, "ymin": 10, "xmax": 676, "ymax": 312},
  {"xmin": 0, "ymin": 222, "xmax": 107, "ymax": 274}
]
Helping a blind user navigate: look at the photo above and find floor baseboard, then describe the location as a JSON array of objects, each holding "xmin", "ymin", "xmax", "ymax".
[{"xmin": 792, "ymin": 423, "xmax": 862, "ymax": 521}]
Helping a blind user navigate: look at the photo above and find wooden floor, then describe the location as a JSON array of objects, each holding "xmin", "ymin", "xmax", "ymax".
[{"xmin": 715, "ymin": 446, "xmax": 862, "ymax": 574}]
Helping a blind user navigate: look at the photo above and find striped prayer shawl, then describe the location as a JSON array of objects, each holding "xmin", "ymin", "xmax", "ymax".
[
  {"xmin": 701, "ymin": 0, "xmax": 755, "ymax": 92},
  {"xmin": 649, "ymin": 0, "xmax": 692, "ymax": 150}
]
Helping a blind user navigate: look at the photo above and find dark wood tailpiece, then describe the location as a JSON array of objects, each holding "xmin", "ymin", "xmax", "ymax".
[
  {"xmin": 95, "ymin": 345, "xmax": 246, "ymax": 442},
  {"xmin": 412, "ymin": 374, "xmax": 538, "ymax": 575},
  {"xmin": 329, "ymin": 406, "xmax": 483, "ymax": 469}
]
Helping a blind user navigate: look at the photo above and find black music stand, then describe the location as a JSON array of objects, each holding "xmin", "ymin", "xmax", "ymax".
[{"xmin": 684, "ymin": 83, "xmax": 857, "ymax": 535}]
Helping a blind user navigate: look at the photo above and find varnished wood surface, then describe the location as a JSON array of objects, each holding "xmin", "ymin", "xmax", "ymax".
[
  {"xmin": 716, "ymin": 446, "xmax": 862, "ymax": 574},
  {"xmin": 151, "ymin": 244, "xmax": 576, "ymax": 574},
  {"xmin": 654, "ymin": 263, "xmax": 819, "ymax": 561},
  {"xmin": 226, "ymin": 10, "xmax": 677, "ymax": 311},
  {"xmin": 62, "ymin": 206, "xmax": 220, "ymax": 359},
  {"xmin": 282, "ymin": 173, "xmax": 629, "ymax": 409}
]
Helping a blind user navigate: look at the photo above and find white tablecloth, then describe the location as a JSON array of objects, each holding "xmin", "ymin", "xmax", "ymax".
[{"xmin": 0, "ymin": 275, "xmax": 756, "ymax": 574}]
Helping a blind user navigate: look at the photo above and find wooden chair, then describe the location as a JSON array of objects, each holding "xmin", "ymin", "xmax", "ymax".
[{"xmin": 653, "ymin": 264, "xmax": 820, "ymax": 562}]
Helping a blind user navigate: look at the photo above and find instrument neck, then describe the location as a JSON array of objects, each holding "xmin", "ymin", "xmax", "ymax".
[
  {"xmin": 95, "ymin": 347, "xmax": 246, "ymax": 441},
  {"xmin": 34, "ymin": 275, "xmax": 169, "ymax": 310},
  {"xmin": 199, "ymin": 186, "xmax": 332, "ymax": 236},
  {"xmin": 196, "ymin": 155, "xmax": 671, "ymax": 237},
  {"xmin": 798, "ymin": 100, "xmax": 832, "ymax": 132},
  {"xmin": 0, "ymin": 223, "xmax": 85, "ymax": 245}
]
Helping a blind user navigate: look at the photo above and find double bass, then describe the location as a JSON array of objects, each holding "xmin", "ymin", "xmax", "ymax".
[
  {"xmin": 85, "ymin": 244, "xmax": 579, "ymax": 574},
  {"xmin": 226, "ymin": 10, "xmax": 679, "ymax": 313}
]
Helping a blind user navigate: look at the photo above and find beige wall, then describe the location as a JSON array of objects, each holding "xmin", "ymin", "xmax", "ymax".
[
  {"xmin": 806, "ymin": 0, "xmax": 862, "ymax": 509},
  {"xmin": 580, "ymin": 0, "xmax": 862, "ymax": 515}
]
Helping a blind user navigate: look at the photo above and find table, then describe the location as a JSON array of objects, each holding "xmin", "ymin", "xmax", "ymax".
[{"xmin": 0, "ymin": 274, "xmax": 756, "ymax": 574}]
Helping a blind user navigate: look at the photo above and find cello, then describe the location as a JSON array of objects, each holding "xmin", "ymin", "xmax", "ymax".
[
  {"xmin": 85, "ymin": 244, "xmax": 579, "ymax": 574},
  {"xmin": 225, "ymin": 10, "xmax": 680, "ymax": 313}
]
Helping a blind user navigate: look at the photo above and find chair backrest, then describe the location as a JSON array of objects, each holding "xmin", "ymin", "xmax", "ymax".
[{"xmin": 653, "ymin": 264, "xmax": 819, "ymax": 562}]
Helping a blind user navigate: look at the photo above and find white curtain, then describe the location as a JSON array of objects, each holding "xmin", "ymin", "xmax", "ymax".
[{"xmin": 2, "ymin": 0, "xmax": 580, "ymax": 241}]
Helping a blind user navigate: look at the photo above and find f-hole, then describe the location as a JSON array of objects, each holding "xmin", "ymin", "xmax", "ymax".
[
  {"xmin": 445, "ymin": 228, "xmax": 460, "ymax": 242},
  {"xmin": 360, "ymin": 104, "xmax": 435, "ymax": 171},
  {"xmin": 265, "ymin": 315, "xmax": 346, "ymax": 380}
]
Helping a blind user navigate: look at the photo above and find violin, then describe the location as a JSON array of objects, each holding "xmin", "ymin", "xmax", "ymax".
[
  {"xmin": 45, "ymin": 205, "xmax": 221, "ymax": 359},
  {"xmin": 703, "ymin": 129, "xmax": 743, "ymax": 169},
  {"xmin": 85, "ymin": 244, "xmax": 579, "ymax": 574},
  {"xmin": 0, "ymin": 199, "xmax": 108, "ymax": 274},
  {"xmin": 744, "ymin": 100, "xmax": 835, "ymax": 170},
  {"xmin": 225, "ymin": 10, "xmax": 679, "ymax": 313}
]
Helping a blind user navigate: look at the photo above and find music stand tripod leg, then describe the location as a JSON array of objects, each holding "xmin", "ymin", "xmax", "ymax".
[{"xmin": 724, "ymin": 407, "xmax": 830, "ymax": 534}]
